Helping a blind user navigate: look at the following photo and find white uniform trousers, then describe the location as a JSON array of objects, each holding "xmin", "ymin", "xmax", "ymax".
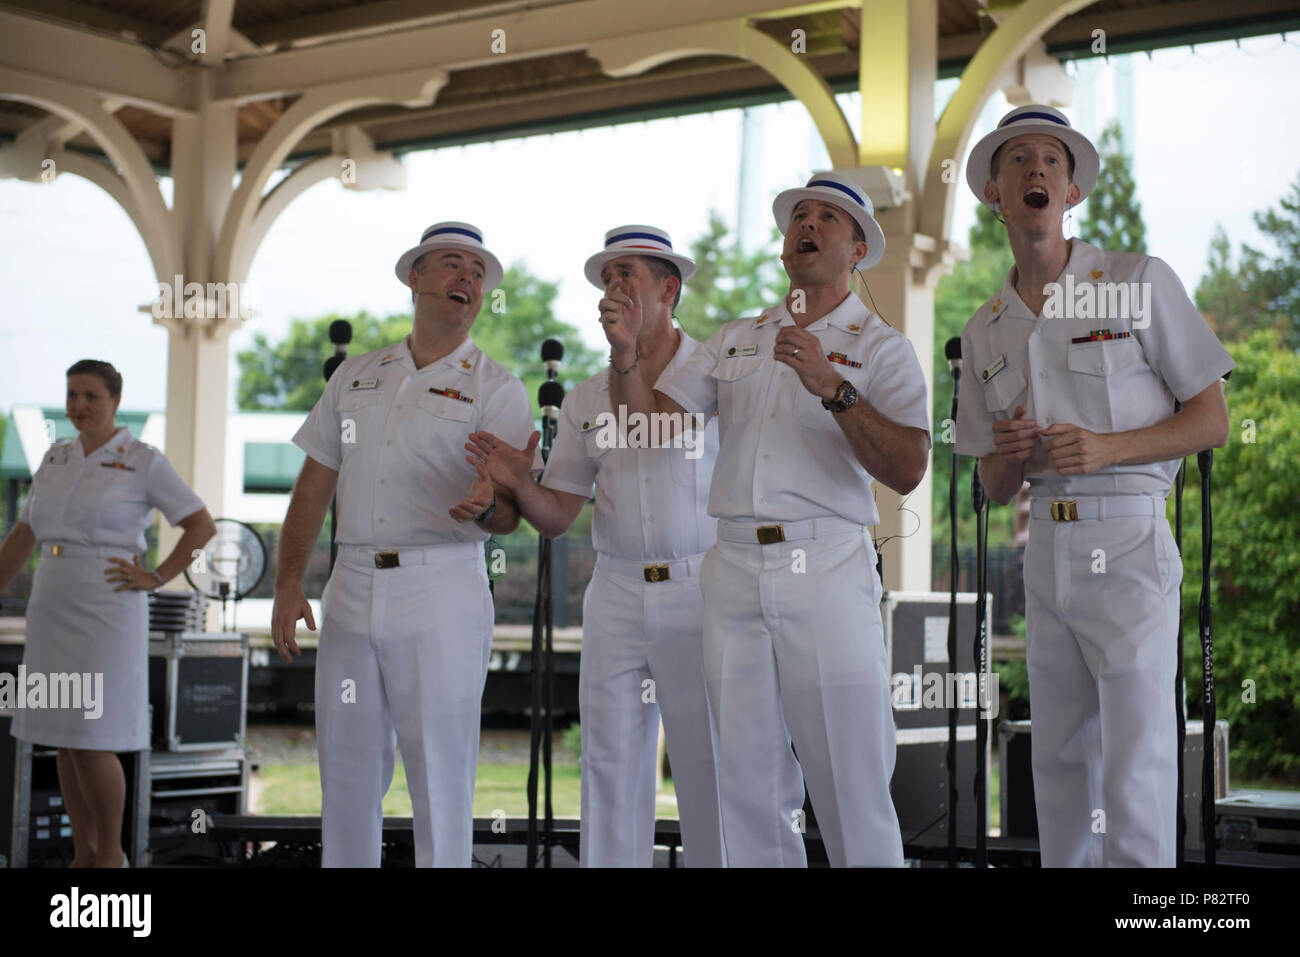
[
  {"xmin": 701, "ymin": 520, "xmax": 903, "ymax": 867},
  {"xmin": 579, "ymin": 552, "xmax": 725, "ymax": 867},
  {"xmin": 1023, "ymin": 502, "xmax": 1182, "ymax": 867},
  {"xmin": 315, "ymin": 542, "xmax": 493, "ymax": 868}
]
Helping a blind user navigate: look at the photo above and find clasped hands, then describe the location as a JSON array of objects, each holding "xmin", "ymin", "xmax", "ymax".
[{"xmin": 993, "ymin": 405, "xmax": 1116, "ymax": 475}]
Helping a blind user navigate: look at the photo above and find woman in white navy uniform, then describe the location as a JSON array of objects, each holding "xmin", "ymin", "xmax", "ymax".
[{"xmin": 0, "ymin": 360, "xmax": 215, "ymax": 867}]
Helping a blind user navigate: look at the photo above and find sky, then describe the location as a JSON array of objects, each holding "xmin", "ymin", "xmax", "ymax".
[{"xmin": 2, "ymin": 34, "xmax": 1299, "ymax": 415}]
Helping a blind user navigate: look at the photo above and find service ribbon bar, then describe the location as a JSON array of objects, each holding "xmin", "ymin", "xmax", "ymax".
[
  {"xmin": 1070, "ymin": 329, "xmax": 1132, "ymax": 344},
  {"xmin": 827, "ymin": 351, "xmax": 863, "ymax": 368}
]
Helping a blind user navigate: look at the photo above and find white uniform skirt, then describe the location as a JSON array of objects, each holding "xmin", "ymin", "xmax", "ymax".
[{"xmin": 10, "ymin": 547, "xmax": 150, "ymax": 751}]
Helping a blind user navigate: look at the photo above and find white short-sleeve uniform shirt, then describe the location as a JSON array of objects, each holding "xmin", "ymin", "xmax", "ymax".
[
  {"xmin": 293, "ymin": 335, "xmax": 534, "ymax": 546},
  {"xmin": 657, "ymin": 294, "xmax": 932, "ymax": 526},
  {"xmin": 540, "ymin": 330, "xmax": 718, "ymax": 561},
  {"xmin": 955, "ymin": 239, "xmax": 1235, "ymax": 497},
  {"xmin": 20, "ymin": 426, "xmax": 204, "ymax": 549}
]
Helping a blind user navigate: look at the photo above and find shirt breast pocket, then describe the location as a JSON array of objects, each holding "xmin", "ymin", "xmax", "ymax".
[
  {"xmin": 981, "ymin": 364, "xmax": 1028, "ymax": 416},
  {"xmin": 581, "ymin": 427, "xmax": 614, "ymax": 465},
  {"xmin": 337, "ymin": 391, "xmax": 382, "ymax": 452},
  {"xmin": 415, "ymin": 392, "xmax": 476, "ymax": 429},
  {"xmin": 709, "ymin": 354, "xmax": 766, "ymax": 424},
  {"xmin": 85, "ymin": 465, "xmax": 140, "ymax": 513},
  {"xmin": 1066, "ymin": 338, "xmax": 1143, "ymax": 432}
]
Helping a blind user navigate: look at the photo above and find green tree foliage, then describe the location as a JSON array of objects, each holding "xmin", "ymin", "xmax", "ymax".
[
  {"xmin": 930, "ymin": 203, "xmax": 1018, "ymax": 550},
  {"xmin": 676, "ymin": 210, "xmax": 788, "ymax": 341},
  {"xmin": 1174, "ymin": 330, "xmax": 1300, "ymax": 781},
  {"xmin": 1079, "ymin": 121, "xmax": 1147, "ymax": 254},
  {"xmin": 1195, "ymin": 174, "xmax": 1300, "ymax": 349},
  {"xmin": 235, "ymin": 263, "xmax": 605, "ymax": 413}
]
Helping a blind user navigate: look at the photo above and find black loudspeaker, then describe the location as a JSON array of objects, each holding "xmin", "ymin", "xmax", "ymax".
[
  {"xmin": 0, "ymin": 709, "xmax": 149, "ymax": 867},
  {"xmin": 797, "ymin": 591, "xmax": 993, "ymax": 857},
  {"xmin": 998, "ymin": 718, "xmax": 1228, "ymax": 850}
]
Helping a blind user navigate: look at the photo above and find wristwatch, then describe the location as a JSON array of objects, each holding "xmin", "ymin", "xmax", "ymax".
[
  {"xmin": 474, "ymin": 494, "xmax": 497, "ymax": 524},
  {"xmin": 821, "ymin": 379, "xmax": 858, "ymax": 414}
]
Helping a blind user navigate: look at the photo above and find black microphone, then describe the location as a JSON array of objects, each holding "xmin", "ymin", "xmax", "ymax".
[
  {"xmin": 541, "ymin": 339, "xmax": 564, "ymax": 381},
  {"xmin": 323, "ymin": 319, "xmax": 353, "ymax": 382},
  {"xmin": 538, "ymin": 380, "xmax": 565, "ymax": 426},
  {"xmin": 945, "ymin": 336, "xmax": 962, "ymax": 380}
]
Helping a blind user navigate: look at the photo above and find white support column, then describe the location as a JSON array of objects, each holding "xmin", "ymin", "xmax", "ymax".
[
  {"xmin": 156, "ymin": 73, "xmax": 239, "ymax": 570},
  {"xmin": 854, "ymin": 0, "xmax": 941, "ymax": 593}
]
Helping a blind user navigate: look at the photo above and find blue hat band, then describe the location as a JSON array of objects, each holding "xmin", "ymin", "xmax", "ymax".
[
  {"xmin": 1000, "ymin": 110, "xmax": 1070, "ymax": 129},
  {"xmin": 607, "ymin": 231, "xmax": 672, "ymax": 249},
  {"xmin": 422, "ymin": 225, "xmax": 482, "ymax": 244},
  {"xmin": 806, "ymin": 179, "xmax": 867, "ymax": 209}
]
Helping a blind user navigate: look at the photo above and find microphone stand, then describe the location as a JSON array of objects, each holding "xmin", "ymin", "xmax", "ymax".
[
  {"xmin": 1197, "ymin": 448, "xmax": 1216, "ymax": 863},
  {"xmin": 1174, "ymin": 402, "xmax": 1187, "ymax": 866},
  {"xmin": 971, "ymin": 459, "xmax": 990, "ymax": 868},
  {"xmin": 322, "ymin": 321, "xmax": 352, "ymax": 573},
  {"xmin": 527, "ymin": 348, "xmax": 564, "ymax": 868},
  {"xmin": 946, "ymin": 351, "xmax": 961, "ymax": 868}
]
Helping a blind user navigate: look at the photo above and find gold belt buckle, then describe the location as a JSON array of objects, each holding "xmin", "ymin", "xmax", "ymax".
[
  {"xmin": 50, "ymin": 544, "xmax": 64, "ymax": 557},
  {"xmin": 374, "ymin": 551, "xmax": 400, "ymax": 569},
  {"xmin": 644, "ymin": 564, "xmax": 670, "ymax": 583},
  {"xmin": 756, "ymin": 525, "xmax": 785, "ymax": 545},
  {"xmin": 1050, "ymin": 500, "xmax": 1079, "ymax": 522}
]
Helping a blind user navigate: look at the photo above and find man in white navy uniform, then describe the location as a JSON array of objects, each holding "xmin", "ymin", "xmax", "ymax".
[
  {"xmin": 465, "ymin": 225, "xmax": 724, "ymax": 867},
  {"xmin": 271, "ymin": 222, "xmax": 534, "ymax": 868},
  {"xmin": 603, "ymin": 174, "xmax": 931, "ymax": 867},
  {"xmin": 955, "ymin": 105, "xmax": 1233, "ymax": 867}
]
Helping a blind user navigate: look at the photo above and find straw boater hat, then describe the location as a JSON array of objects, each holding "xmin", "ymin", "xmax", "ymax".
[
  {"xmin": 772, "ymin": 171, "xmax": 887, "ymax": 271},
  {"xmin": 965, "ymin": 104, "xmax": 1100, "ymax": 209},
  {"xmin": 583, "ymin": 225, "xmax": 697, "ymax": 289},
  {"xmin": 394, "ymin": 221, "xmax": 504, "ymax": 292}
]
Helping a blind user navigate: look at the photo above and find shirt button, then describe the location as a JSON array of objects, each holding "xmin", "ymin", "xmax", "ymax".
[
  {"xmin": 379, "ymin": 479, "xmax": 385, "ymax": 485},
  {"xmin": 377, "ymin": 518, "xmax": 385, "ymax": 523},
  {"xmin": 762, "ymin": 454, "xmax": 769, "ymax": 460},
  {"xmin": 386, "ymin": 440, "xmax": 392, "ymax": 446},
  {"xmin": 1039, "ymin": 371, "xmax": 1047, "ymax": 378},
  {"xmin": 1099, "ymin": 363, "xmax": 1108, "ymax": 373}
]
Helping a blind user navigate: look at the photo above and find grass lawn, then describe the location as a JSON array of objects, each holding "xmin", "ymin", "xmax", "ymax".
[{"xmin": 255, "ymin": 761, "xmax": 680, "ymax": 819}]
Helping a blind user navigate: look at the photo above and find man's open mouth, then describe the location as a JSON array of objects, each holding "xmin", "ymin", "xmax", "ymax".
[
  {"xmin": 796, "ymin": 238, "xmax": 819, "ymax": 253},
  {"xmin": 447, "ymin": 290, "xmax": 470, "ymax": 303},
  {"xmin": 1023, "ymin": 186, "xmax": 1049, "ymax": 209}
]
